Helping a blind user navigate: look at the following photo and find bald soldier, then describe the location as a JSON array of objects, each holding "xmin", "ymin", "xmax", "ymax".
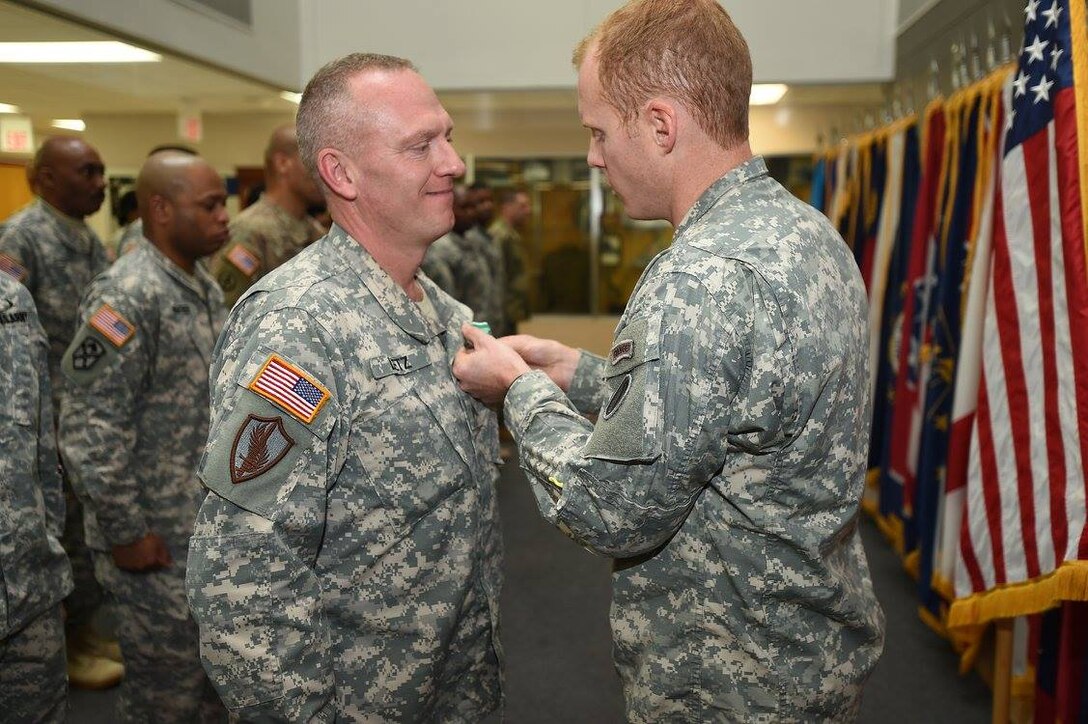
[
  {"xmin": 59, "ymin": 153, "xmax": 228, "ymax": 722},
  {"xmin": 454, "ymin": 0, "xmax": 884, "ymax": 720},
  {"xmin": 211, "ymin": 124, "xmax": 326, "ymax": 307},
  {"xmin": 0, "ymin": 136, "xmax": 121, "ymax": 688}
]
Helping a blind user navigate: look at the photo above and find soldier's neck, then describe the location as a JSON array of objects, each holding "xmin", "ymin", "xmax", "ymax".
[{"xmin": 263, "ymin": 186, "xmax": 307, "ymax": 219}]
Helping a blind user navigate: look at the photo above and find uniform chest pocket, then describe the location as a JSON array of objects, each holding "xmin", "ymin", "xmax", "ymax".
[
  {"xmin": 356, "ymin": 346, "xmax": 483, "ymax": 534},
  {"xmin": 1, "ymin": 321, "xmax": 38, "ymax": 427},
  {"xmin": 583, "ymin": 315, "xmax": 663, "ymax": 463}
]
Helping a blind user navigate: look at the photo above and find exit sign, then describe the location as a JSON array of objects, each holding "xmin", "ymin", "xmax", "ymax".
[{"xmin": 0, "ymin": 116, "xmax": 33, "ymax": 154}]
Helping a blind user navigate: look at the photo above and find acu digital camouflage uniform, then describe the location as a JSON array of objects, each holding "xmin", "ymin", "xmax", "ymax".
[
  {"xmin": 187, "ymin": 225, "xmax": 503, "ymax": 722},
  {"xmin": 210, "ymin": 196, "xmax": 325, "ymax": 308},
  {"xmin": 58, "ymin": 242, "xmax": 226, "ymax": 722},
  {"xmin": 504, "ymin": 157, "xmax": 885, "ymax": 722},
  {"xmin": 469, "ymin": 225, "xmax": 506, "ymax": 335},
  {"xmin": 0, "ymin": 196, "xmax": 111, "ymax": 637},
  {"xmin": 114, "ymin": 219, "xmax": 145, "ymax": 258},
  {"xmin": 0, "ymin": 198, "xmax": 111, "ymax": 403},
  {"xmin": 0, "ymin": 273, "xmax": 73, "ymax": 723},
  {"xmin": 488, "ymin": 217, "xmax": 530, "ymax": 332},
  {"xmin": 422, "ymin": 229, "xmax": 502, "ymax": 328}
]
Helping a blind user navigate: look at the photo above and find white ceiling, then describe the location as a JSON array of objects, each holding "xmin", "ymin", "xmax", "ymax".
[
  {"xmin": 0, "ymin": 1, "xmax": 295, "ymax": 124},
  {"xmin": 0, "ymin": 0, "xmax": 886, "ymax": 139}
]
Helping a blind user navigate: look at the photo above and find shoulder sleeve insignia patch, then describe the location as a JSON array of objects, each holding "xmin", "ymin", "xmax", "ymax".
[
  {"xmin": 89, "ymin": 304, "xmax": 135, "ymax": 348},
  {"xmin": 609, "ymin": 339, "xmax": 634, "ymax": 365},
  {"xmin": 226, "ymin": 245, "xmax": 260, "ymax": 277},
  {"xmin": 71, "ymin": 337, "xmax": 107, "ymax": 371},
  {"xmin": 248, "ymin": 354, "xmax": 331, "ymax": 424},
  {"xmin": 0, "ymin": 253, "xmax": 28, "ymax": 283},
  {"xmin": 230, "ymin": 414, "xmax": 295, "ymax": 484}
]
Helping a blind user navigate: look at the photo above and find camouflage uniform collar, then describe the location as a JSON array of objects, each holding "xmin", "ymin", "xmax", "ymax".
[
  {"xmin": 142, "ymin": 238, "xmax": 220, "ymax": 302},
  {"xmin": 328, "ymin": 224, "xmax": 451, "ymax": 343},
  {"xmin": 256, "ymin": 196, "xmax": 308, "ymax": 228},
  {"xmin": 673, "ymin": 156, "xmax": 770, "ymax": 240},
  {"xmin": 34, "ymin": 197, "xmax": 96, "ymax": 249}
]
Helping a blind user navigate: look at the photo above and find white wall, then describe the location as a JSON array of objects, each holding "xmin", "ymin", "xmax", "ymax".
[
  {"xmin": 28, "ymin": 0, "xmax": 304, "ymax": 89},
  {"xmin": 300, "ymin": 0, "xmax": 897, "ymax": 89}
]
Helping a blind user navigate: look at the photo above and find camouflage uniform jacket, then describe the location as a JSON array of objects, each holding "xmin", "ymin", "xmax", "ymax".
[
  {"xmin": 488, "ymin": 218, "xmax": 530, "ymax": 327},
  {"xmin": 0, "ymin": 198, "xmax": 111, "ymax": 407},
  {"xmin": 211, "ymin": 197, "xmax": 325, "ymax": 308},
  {"xmin": 504, "ymin": 157, "xmax": 885, "ymax": 722},
  {"xmin": 114, "ymin": 219, "xmax": 144, "ymax": 258},
  {"xmin": 468, "ymin": 226, "xmax": 506, "ymax": 333},
  {"xmin": 186, "ymin": 225, "xmax": 503, "ymax": 722},
  {"xmin": 0, "ymin": 273, "xmax": 73, "ymax": 638},
  {"xmin": 422, "ymin": 230, "xmax": 499, "ymax": 327},
  {"xmin": 57, "ymin": 242, "xmax": 225, "ymax": 618}
]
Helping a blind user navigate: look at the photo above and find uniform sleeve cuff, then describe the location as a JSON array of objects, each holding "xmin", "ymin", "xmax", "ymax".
[{"xmin": 567, "ymin": 351, "xmax": 607, "ymax": 414}]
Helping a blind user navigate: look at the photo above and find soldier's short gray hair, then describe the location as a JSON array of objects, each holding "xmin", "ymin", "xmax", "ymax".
[{"xmin": 296, "ymin": 53, "xmax": 417, "ymax": 182}]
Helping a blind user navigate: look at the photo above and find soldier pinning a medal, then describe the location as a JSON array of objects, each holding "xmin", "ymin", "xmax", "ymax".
[
  {"xmin": 210, "ymin": 124, "xmax": 326, "ymax": 309},
  {"xmin": 186, "ymin": 53, "xmax": 504, "ymax": 721},
  {"xmin": 453, "ymin": 0, "xmax": 885, "ymax": 721},
  {"xmin": 58, "ymin": 151, "xmax": 229, "ymax": 722}
]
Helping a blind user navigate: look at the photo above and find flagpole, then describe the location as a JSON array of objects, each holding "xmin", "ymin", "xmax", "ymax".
[{"xmin": 991, "ymin": 617, "xmax": 1013, "ymax": 724}]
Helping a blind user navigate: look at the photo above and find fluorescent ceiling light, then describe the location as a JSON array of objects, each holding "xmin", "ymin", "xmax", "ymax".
[
  {"xmin": 0, "ymin": 41, "xmax": 161, "ymax": 63},
  {"xmin": 750, "ymin": 84, "xmax": 788, "ymax": 106},
  {"xmin": 280, "ymin": 91, "xmax": 302, "ymax": 104},
  {"xmin": 52, "ymin": 119, "xmax": 85, "ymax": 132},
  {"xmin": 0, "ymin": 102, "xmax": 20, "ymax": 114}
]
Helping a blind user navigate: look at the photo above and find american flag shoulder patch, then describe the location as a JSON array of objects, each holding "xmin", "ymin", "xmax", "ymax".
[
  {"xmin": 0, "ymin": 253, "xmax": 27, "ymax": 282},
  {"xmin": 248, "ymin": 354, "xmax": 330, "ymax": 424},
  {"xmin": 89, "ymin": 304, "xmax": 135, "ymax": 348},
  {"xmin": 226, "ymin": 245, "xmax": 260, "ymax": 277}
]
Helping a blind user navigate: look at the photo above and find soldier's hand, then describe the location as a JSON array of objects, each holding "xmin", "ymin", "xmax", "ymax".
[
  {"xmin": 500, "ymin": 335, "xmax": 580, "ymax": 393},
  {"xmin": 454, "ymin": 322, "xmax": 531, "ymax": 406},
  {"xmin": 111, "ymin": 532, "xmax": 173, "ymax": 572}
]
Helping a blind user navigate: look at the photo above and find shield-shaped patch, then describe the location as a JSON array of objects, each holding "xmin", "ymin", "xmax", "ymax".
[{"xmin": 230, "ymin": 414, "xmax": 295, "ymax": 484}]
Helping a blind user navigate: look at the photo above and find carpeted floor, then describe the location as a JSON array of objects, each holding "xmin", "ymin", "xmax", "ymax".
[{"xmin": 70, "ymin": 460, "xmax": 992, "ymax": 722}]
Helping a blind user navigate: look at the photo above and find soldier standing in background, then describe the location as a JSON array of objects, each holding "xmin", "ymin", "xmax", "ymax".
[
  {"xmin": 422, "ymin": 184, "xmax": 499, "ymax": 325},
  {"xmin": 0, "ymin": 272, "xmax": 74, "ymax": 723},
  {"xmin": 453, "ymin": 0, "xmax": 884, "ymax": 720},
  {"xmin": 211, "ymin": 124, "xmax": 326, "ymax": 308},
  {"xmin": 488, "ymin": 188, "xmax": 532, "ymax": 334},
  {"xmin": 59, "ymin": 152, "xmax": 229, "ymax": 722},
  {"xmin": 0, "ymin": 136, "xmax": 123, "ymax": 689},
  {"xmin": 186, "ymin": 53, "xmax": 503, "ymax": 721},
  {"xmin": 467, "ymin": 182, "xmax": 507, "ymax": 334}
]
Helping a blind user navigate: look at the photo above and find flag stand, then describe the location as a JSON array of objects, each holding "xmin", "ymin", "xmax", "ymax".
[{"xmin": 991, "ymin": 618, "xmax": 1013, "ymax": 724}]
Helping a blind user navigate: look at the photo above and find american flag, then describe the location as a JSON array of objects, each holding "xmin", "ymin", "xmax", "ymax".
[
  {"xmin": 0, "ymin": 253, "xmax": 27, "ymax": 282},
  {"xmin": 249, "ymin": 355, "xmax": 329, "ymax": 424},
  {"xmin": 89, "ymin": 304, "xmax": 135, "ymax": 347},
  {"xmin": 227, "ymin": 245, "xmax": 260, "ymax": 276},
  {"xmin": 951, "ymin": 0, "xmax": 1088, "ymax": 625}
]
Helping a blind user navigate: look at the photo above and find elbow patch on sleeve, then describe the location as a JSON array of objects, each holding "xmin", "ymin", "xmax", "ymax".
[
  {"xmin": 200, "ymin": 348, "xmax": 337, "ymax": 520},
  {"xmin": 582, "ymin": 315, "xmax": 663, "ymax": 463}
]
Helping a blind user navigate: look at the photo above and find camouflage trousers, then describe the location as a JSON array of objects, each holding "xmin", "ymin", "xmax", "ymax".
[
  {"xmin": 0, "ymin": 604, "xmax": 67, "ymax": 723},
  {"xmin": 62, "ymin": 476, "xmax": 103, "ymax": 629},
  {"xmin": 93, "ymin": 553, "xmax": 225, "ymax": 723}
]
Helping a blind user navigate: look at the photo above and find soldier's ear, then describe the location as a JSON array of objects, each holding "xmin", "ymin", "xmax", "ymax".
[
  {"xmin": 147, "ymin": 193, "xmax": 172, "ymax": 225},
  {"xmin": 645, "ymin": 99, "xmax": 677, "ymax": 155},
  {"xmin": 316, "ymin": 148, "xmax": 357, "ymax": 202}
]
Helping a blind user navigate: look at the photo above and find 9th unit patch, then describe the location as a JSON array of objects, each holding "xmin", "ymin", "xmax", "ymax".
[{"xmin": 230, "ymin": 414, "xmax": 295, "ymax": 484}]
